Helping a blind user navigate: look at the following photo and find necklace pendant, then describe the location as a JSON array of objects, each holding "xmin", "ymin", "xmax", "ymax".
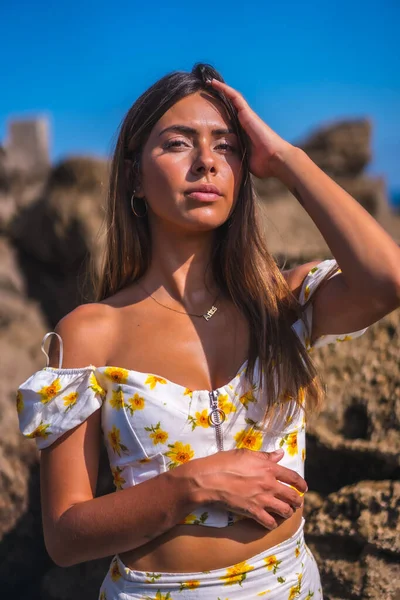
[{"xmin": 203, "ymin": 305, "xmax": 218, "ymax": 321}]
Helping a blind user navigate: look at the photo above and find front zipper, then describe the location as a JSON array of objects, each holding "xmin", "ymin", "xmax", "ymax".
[
  {"xmin": 208, "ymin": 390, "xmax": 235, "ymax": 525},
  {"xmin": 208, "ymin": 390, "xmax": 225, "ymax": 451}
]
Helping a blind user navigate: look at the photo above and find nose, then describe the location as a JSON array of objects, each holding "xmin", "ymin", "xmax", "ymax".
[{"xmin": 191, "ymin": 143, "xmax": 217, "ymax": 176}]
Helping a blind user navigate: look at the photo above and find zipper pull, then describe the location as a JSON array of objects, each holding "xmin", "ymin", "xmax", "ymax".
[{"xmin": 208, "ymin": 390, "xmax": 226, "ymax": 426}]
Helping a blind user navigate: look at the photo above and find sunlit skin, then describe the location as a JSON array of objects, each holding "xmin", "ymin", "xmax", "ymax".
[
  {"xmin": 45, "ymin": 75, "xmax": 400, "ymax": 573},
  {"xmin": 114, "ymin": 89, "xmax": 307, "ymax": 572},
  {"xmin": 136, "ymin": 91, "xmax": 244, "ymax": 235}
]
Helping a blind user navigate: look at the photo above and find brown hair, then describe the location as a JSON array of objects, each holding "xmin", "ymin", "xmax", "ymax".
[{"xmin": 93, "ymin": 63, "xmax": 338, "ymax": 427}]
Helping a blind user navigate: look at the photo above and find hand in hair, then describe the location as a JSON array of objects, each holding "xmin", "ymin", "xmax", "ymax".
[{"xmin": 207, "ymin": 78, "xmax": 294, "ymax": 179}]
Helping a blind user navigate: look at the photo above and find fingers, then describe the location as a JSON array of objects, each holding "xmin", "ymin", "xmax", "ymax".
[
  {"xmin": 275, "ymin": 481, "xmax": 305, "ymax": 509},
  {"xmin": 250, "ymin": 508, "xmax": 279, "ymax": 530},
  {"xmin": 263, "ymin": 449, "xmax": 285, "ymax": 463},
  {"xmin": 272, "ymin": 464, "xmax": 308, "ymax": 495},
  {"xmin": 262, "ymin": 497, "xmax": 295, "ymax": 519},
  {"xmin": 206, "ymin": 78, "xmax": 248, "ymax": 112}
]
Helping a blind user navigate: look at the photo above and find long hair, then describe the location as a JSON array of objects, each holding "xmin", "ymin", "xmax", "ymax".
[{"xmin": 94, "ymin": 63, "xmax": 337, "ymax": 427}]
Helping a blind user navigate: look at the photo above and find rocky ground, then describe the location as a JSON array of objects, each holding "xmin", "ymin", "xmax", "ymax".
[{"xmin": 0, "ymin": 120, "xmax": 399, "ymax": 599}]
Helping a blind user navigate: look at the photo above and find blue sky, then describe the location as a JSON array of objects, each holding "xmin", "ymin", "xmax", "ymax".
[{"xmin": 1, "ymin": 0, "xmax": 399, "ymax": 199}]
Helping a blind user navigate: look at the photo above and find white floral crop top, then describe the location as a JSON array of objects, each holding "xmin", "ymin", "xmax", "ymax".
[{"xmin": 16, "ymin": 259, "xmax": 368, "ymax": 528}]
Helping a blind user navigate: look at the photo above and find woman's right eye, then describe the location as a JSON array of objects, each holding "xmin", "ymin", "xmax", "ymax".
[{"xmin": 164, "ymin": 140, "xmax": 189, "ymax": 149}]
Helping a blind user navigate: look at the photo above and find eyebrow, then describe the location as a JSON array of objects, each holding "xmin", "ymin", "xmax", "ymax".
[{"xmin": 158, "ymin": 125, "xmax": 236, "ymax": 137}]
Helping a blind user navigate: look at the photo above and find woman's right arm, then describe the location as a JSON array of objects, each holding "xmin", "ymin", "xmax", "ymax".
[{"xmin": 41, "ymin": 305, "xmax": 306, "ymax": 568}]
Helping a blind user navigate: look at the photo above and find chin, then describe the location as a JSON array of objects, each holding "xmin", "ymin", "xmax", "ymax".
[
  {"xmin": 181, "ymin": 215, "xmax": 228, "ymax": 233},
  {"xmin": 182, "ymin": 206, "xmax": 230, "ymax": 230}
]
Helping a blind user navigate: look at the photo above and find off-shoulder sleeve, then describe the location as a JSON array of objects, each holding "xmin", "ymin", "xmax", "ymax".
[
  {"xmin": 16, "ymin": 367, "xmax": 106, "ymax": 449},
  {"xmin": 291, "ymin": 258, "xmax": 369, "ymax": 351}
]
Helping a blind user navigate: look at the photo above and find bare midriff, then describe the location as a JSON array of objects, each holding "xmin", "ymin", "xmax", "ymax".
[{"xmin": 118, "ymin": 506, "xmax": 304, "ymax": 573}]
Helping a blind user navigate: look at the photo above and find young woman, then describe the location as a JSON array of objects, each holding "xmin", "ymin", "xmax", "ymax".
[{"xmin": 17, "ymin": 64, "xmax": 400, "ymax": 599}]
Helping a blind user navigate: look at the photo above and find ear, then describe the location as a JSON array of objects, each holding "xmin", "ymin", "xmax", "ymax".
[{"xmin": 124, "ymin": 159, "xmax": 144, "ymax": 198}]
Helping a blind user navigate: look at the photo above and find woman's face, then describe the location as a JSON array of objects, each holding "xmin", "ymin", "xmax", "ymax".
[{"xmin": 137, "ymin": 91, "xmax": 244, "ymax": 233}]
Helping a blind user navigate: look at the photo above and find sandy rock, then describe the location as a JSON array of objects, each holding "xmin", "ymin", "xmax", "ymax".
[
  {"xmin": 300, "ymin": 119, "xmax": 372, "ymax": 178},
  {"xmin": 361, "ymin": 553, "xmax": 400, "ymax": 599},
  {"xmin": 0, "ymin": 237, "xmax": 50, "ymax": 596},
  {"xmin": 305, "ymin": 481, "xmax": 400, "ymax": 599},
  {"xmin": 305, "ymin": 308, "xmax": 400, "ymax": 494},
  {"xmin": 9, "ymin": 156, "xmax": 108, "ymax": 326},
  {"xmin": 41, "ymin": 559, "xmax": 110, "ymax": 600}
]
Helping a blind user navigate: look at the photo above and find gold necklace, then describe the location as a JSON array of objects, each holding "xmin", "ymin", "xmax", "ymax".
[{"xmin": 141, "ymin": 284, "xmax": 219, "ymax": 322}]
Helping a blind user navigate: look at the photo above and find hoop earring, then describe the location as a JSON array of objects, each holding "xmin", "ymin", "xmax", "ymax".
[{"xmin": 130, "ymin": 193, "xmax": 148, "ymax": 218}]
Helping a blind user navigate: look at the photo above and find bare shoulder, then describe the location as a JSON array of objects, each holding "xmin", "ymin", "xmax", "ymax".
[
  {"xmin": 49, "ymin": 303, "xmax": 118, "ymax": 369},
  {"xmin": 281, "ymin": 260, "xmax": 321, "ymax": 300}
]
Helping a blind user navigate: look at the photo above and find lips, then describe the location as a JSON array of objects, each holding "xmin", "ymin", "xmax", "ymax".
[{"xmin": 185, "ymin": 184, "xmax": 222, "ymax": 202}]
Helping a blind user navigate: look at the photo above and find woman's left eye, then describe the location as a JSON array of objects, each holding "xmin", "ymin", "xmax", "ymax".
[{"xmin": 215, "ymin": 142, "xmax": 236, "ymax": 151}]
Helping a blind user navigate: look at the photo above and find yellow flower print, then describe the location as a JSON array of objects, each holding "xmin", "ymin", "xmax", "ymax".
[
  {"xmin": 26, "ymin": 420, "xmax": 51, "ymax": 440},
  {"xmin": 126, "ymin": 393, "xmax": 145, "ymax": 415},
  {"xmin": 111, "ymin": 466, "xmax": 126, "ymax": 490},
  {"xmin": 239, "ymin": 387, "xmax": 257, "ymax": 410},
  {"xmin": 279, "ymin": 431, "xmax": 298, "ymax": 456},
  {"xmin": 165, "ymin": 441, "xmax": 194, "ymax": 469},
  {"xmin": 89, "ymin": 372, "xmax": 106, "ymax": 398},
  {"xmin": 144, "ymin": 572, "xmax": 162, "ymax": 584},
  {"xmin": 304, "ymin": 285, "xmax": 311, "ymax": 301},
  {"xmin": 104, "ymin": 367, "xmax": 129, "ymax": 384},
  {"xmin": 264, "ymin": 554, "xmax": 282, "ymax": 574},
  {"xmin": 145, "ymin": 422, "xmax": 169, "ymax": 445},
  {"xmin": 139, "ymin": 457, "xmax": 152, "ymax": 463},
  {"xmin": 109, "ymin": 557, "xmax": 121, "ymax": 582},
  {"xmin": 38, "ymin": 378, "xmax": 61, "ymax": 404},
  {"xmin": 288, "ymin": 573, "xmax": 303, "ymax": 600},
  {"xmin": 302, "ymin": 447, "xmax": 306, "ymax": 461},
  {"xmin": 99, "ymin": 591, "xmax": 107, "ymax": 600},
  {"xmin": 108, "ymin": 425, "xmax": 129, "ymax": 456},
  {"xmin": 305, "ymin": 592, "xmax": 315, "ymax": 599},
  {"xmin": 257, "ymin": 591, "xmax": 272, "ymax": 597},
  {"xmin": 145, "ymin": 375, "xmax": 167, "ymax": 390},
  {"xmin": 188, "ymin": 409, "xmax": 210, "ymax": 430},
  {"xmin": 220, "ymin": 560, "xmax": 254, "ymax": 586},
  {"xmin": 183, "ymin": 388, "xmax": 193, "ymax": 398},
  {"xmin": 285, "ymin": 415, "xmax": 293, "ymax": 425},
  {"xmin": 181, "ymin": 513, "xmax": 197, "ymax": 524},
  {"xmin": 337, "ymin": 335, "xmax": 353, "ymax": 342},
  {"xmin": 63, "ymin": 391, "xmax": 78, "ymax": 412},
  {"xmin": 218, "ymin": 394, "xmax": 237, "ymax": 415},
  {"xmin": 294, "ymin": 539, "xmax": 301, "ymax": 558},
  {"xmin": 109, "ymin": 387, "xmax": 126, "ymax": 410},
  {"xmin": 234, "ymin": 428, "xmax": 263, "ymax": 451},
  {"xmin": 16, "ymin": 390, "xmax": 24, "ymax": 414},
  {"xmin": 180, "ymin": 580, "xmax": 200, "ymax": 590},
  {"xmin": 142, "ymin": 591, "xmax": 172, "ymax": 600},
  {"xmin": 180, "ymin": 511, "xmax": 208, "ymax": 525}
]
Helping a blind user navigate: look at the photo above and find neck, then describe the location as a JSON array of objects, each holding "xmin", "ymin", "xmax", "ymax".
[{"xmin": 143, "ymin": 224, "xmax": 219, "ymax": 309}]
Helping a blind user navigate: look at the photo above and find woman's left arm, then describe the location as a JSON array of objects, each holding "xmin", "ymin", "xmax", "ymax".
[
  {"xmin": 208, "ymin": 78, "xmax": 400, "ymax": 339},
  {"xmin": 269, "ymin": 147, "xmax": 400, "ymax": 339}
]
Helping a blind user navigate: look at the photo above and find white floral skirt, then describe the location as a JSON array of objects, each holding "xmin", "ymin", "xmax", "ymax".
[{"xmin": 98, "ymin": 518, "xmax": 323, "ymax": 599}]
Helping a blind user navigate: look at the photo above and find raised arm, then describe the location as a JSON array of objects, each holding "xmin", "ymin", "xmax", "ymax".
[{"xmin": 208, "ymin": 77, "xmax": 400, "ymax": 342}]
